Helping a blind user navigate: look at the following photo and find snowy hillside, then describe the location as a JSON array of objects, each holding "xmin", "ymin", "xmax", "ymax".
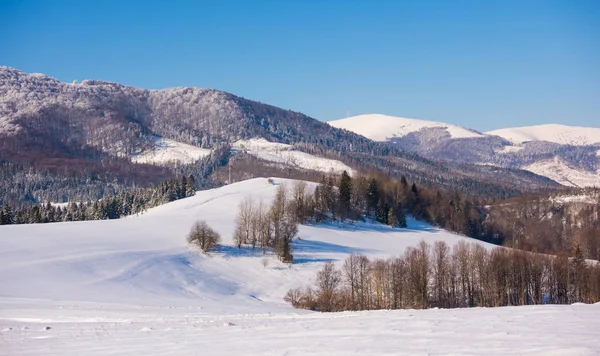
[
  {"xmin": 328, "ymin": 114, "xmax": 484, "ymax": 141},
  {"xmin": 524, "ymin": 157, "xmax": 600, "ymax": 188},
  {"xmin": 233, "ymin": 138, "xmax": 353, "ymax": 174},
  {"xmin": 0, "ymin": 178, "xmax": 486, "ymax": 310},
  {"xmin": 131, "ymin": 137, "xmax": 211, "ymax": 165},
  {"xmin": 1, "ymin": 178, "xmax": 599, "ymax": 355},
  {"xmin": 486, "ymin": 124, "xmax": 600, "ymax": 145}
]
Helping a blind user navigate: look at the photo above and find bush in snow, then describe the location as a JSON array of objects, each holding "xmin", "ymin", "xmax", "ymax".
[{"xmin": 187, "ymin": 220, "xmax": 221, "ymax": 253}]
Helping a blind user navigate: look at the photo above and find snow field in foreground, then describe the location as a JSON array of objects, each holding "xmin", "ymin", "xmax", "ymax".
[
  {"xmin": 1, "ymin": 177, "xmax": 599, "ymax": 355},
  {"xmin": 2, "ymin": 300, "xmax": 599, "ymax": 356}
]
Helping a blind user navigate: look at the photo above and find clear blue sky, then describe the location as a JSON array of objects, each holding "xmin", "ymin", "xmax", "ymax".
[{"xmin": 1, "ymin": 0, "xmax": 598, "ymax": 131}]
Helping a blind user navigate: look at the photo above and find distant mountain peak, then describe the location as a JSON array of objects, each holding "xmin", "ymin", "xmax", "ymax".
[
  {"xmin": 486, "ymin": 124, "xmax": 600, "ymax": 146},
  {"xmin": 328, "ymin": 114, "xmax": 483, "ymax": 141}
]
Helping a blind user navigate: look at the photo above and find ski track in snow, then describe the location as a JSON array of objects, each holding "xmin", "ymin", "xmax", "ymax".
[{"xmin": 1, "ymin": 178, "xmax": 599, "ymax": 355}]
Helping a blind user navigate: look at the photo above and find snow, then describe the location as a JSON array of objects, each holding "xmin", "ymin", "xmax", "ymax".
[
  {"xmin": 486, "ymin": 124, "xmax": 600, "ymax": 146},
  {"xmin": 524, "ymin": 157, "xmax": 600, "ymax": 188},
  {"xmin": 328, "ymin": 114, "xmax": 484, "ymax": 141},
  {"xmin": 2, "ymin": 302, "xmax": 599, "ymax": 356},
  {"xmin": 550, "ymin": 194, "xmax": 597, "ymax": 205},
  {"xmin": 496, "ymin": 145, "xmax": 524, "ymax": 154},
  {"xmin": 129, "ymin": 137, "xmax": 351, "ymax": 173},
  {"xmin": 1, "ymin": 177, "xmax": 599, "ymax": 355},
  {"xmin": 131, "ymin": 138, "xmax": 211, "ymax": 165},
  {"xmin": 234, "ymin": 138, "xmax": 353, "ymax": 174}
]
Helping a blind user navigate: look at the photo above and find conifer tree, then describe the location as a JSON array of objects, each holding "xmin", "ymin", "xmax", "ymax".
[
  {"xmin": 397, "ymin": 208, "xmax": 407, "ymax": 228},
  {"xmin": 366, "ymin": 179, "xmax": 379, "ymax": 219},
  {"xmin": 338, "ymin": 170, "xmax": 352, "ymax": 220},
  {"xmin": 186, "ymin": 174, "xmax": 196, "ymax": 196},
  {"xmin": 2, "ymin": 203, "xmax": 13, "ymax": 225}
]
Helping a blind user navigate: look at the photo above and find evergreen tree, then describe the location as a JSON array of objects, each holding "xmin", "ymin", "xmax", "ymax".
[
  {"xmin": 2, "ymin": 203, "xmax": 13, "ymax": 225},
  {"xmin": 29, "ymin": 206, "xmax": 42, "ymax": 223},
  {"xmin": 180, "ymin": 175, "xmax": 188, "ymax": 199},
  {"xmin": 45, "ymin": 202, "xmax": 54, "ymax": 222},
  {"xmin": 338, "ymin": 170, "xmax": 352, "ymax": 220},
  {"xmin": 366, "ymin": 179, "xmax": 379, "ymax": 219},
  {"xmin": 397, "ymin": 208, "xmax": 407, "ymax": 228},
  {"xmin": 376, "ymin": 199, "xmax": 388, "ymax": 224},
  {"xmin": 186, "ymin": 174, "xmax": 196, "ymax": 197}
]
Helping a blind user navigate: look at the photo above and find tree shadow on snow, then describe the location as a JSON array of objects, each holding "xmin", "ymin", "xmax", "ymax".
[
  {"xmin": 307, "ymin": 219, "xmax": 439, "ymax": 234},
  {"xmin": 293, "ymin": 239, "xmax": 373, "ymax": 255},
  {"xmin": 293, "ymin": 257, "xmax": 336, "ymax": 264},
  {"xmin": 216, "ymin": 245, "xmax": 271, "ymax": 258}
]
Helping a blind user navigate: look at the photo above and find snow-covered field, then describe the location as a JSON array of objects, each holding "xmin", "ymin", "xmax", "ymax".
[
  {"xmin": 131, "ymin": 137, "xmax": 211, "ymax": 165},
  {"xmin": 234, "ymin": 138, "xmax": 353, "ymax": 174},
  {"xmin": 328, "ymin": 114, "xmax": 484, "ymax": 141},
  {"xmin": 1, "ymin": 178, "xmax": 599, "ymax": 355},
  {"xmin": 130, "ymin": 137, "xmax": 352, "ymax": 174}
]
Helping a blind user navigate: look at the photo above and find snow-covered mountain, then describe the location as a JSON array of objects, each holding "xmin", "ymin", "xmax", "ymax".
[
  {"xmin": 329, "ymin": 114, "xmax": 484, "ymax": 141},
  {"xmin": 487, "ymin": 124, "xmax": 600, "ymax": 145},
  {"xmin": 2, "ymin": 178, "xmax": 598, "ymax": 354},
  {"xmin": 1, "ymin": 67, "xmax": 561, "ymax": 208},
  {"xmin": 329, "ymin": 114, "xmax": 600, "ymax": 188}
]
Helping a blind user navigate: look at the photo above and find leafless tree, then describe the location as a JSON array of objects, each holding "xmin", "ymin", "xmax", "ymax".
[{"xmin": 187, "ymin": 220, "xmax": 221, "ymax": 252}]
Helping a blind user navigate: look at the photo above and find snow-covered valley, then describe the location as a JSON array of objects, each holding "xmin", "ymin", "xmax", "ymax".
[{"xmin": 1, "ymin": 178, "xmax": 599, "ymax": 355}]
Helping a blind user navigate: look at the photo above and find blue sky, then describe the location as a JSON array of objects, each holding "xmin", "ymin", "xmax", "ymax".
[{"xmin": 1, "ymin": 0, "xmax": 598, "ymax": 131}]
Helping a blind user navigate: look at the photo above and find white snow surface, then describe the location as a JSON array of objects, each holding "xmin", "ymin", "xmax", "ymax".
[
  {"xmin": 131, "ymin": 138, "xmax": 211, "ymax": 165},
  {"xmin": 2, "ymin": 178, "xmax": 599, "ymax": 355},
  {"xmin": 487, "ymin": 124, "xmax": 600, "ymax": 145},
  {"xmin": 496, "ymin": 145, "xmax": 524, "ymax": 154},
  {"xmin": 234, "ymin": 138, "xmax": 353, "ymax": 174},
  {"xmin": 328, "ymin": 114, "xmax": 484, "ymax": 141},
  {"xmin": 524, "ymin": 157, "xmax": 600, "ymax": 188}
]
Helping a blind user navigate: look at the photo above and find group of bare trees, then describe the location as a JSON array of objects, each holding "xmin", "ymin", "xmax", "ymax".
[
  {"xmin": 285, "ymin": 241, "xmax": 600, "ymax": 312},
  {"xmin": 233, "ymin": 183, "xmax": 303, "ymax": 263}
]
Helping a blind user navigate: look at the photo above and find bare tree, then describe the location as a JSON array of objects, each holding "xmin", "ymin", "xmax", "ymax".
[
  {"xmin": 187, "ymin": 220, "xmax": 221, "ymax": 252},
  {"xmin": 432, "ymin": 240, "xmax": 451, "ymax": 308},
  {"xmin": 234, "ymin": 196, "xmax": 254, "ymax": 248},
  {"xmin": 316, "ymin": 261, "xmax": 342, "ymax": 311}
]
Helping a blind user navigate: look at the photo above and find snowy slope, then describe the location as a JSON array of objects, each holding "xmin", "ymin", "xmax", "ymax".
[
  {"xmin": 234, "ymin": 138, "xmax": 353, "ymax": 174},
  {"xmin": 131, "ymin": 138, "xmax": 211, "ymax": 165},
  {"xmin": 524, "ymin": 157, "xmax": 600, "ymax": 188},
  {"xmin": 487, "ymin": 124, "xmax": 600, "ymax": 145},
  {"xmin": 1, "ymin": 178, "xmax": 599, "ymax": 355},
  {"xmin": 0, "ymin": 178, "xmax": 483, "ymax": 310},
  {"xmin": 328, "ymin": 114, "xmax": 484, "ymax": 141}
]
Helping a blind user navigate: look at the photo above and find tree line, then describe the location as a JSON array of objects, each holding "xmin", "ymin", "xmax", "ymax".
[
  {"xmin": 0, "ymin": 175, "xmax": 196, "ymax": 225},
  {"xmin": 285, "ymin": 240, "xmax": 600, "ymax": 312}
]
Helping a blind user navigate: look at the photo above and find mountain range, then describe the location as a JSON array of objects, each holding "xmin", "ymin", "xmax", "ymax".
[
  {"xmin": 0, "ymin": 67, "xmax": 569, "ymax": 206},
  {"xmin": 329, "ymin": 114, "xmax": 600, "ymax": 187}
]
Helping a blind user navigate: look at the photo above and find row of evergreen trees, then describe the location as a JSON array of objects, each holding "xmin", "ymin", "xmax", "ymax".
[
  {"xmin": 0, "ymin": 175, "xmax": 196, "ymax": 225},
  {"xmin": 286, "ymin": 240, "xmax": 600, "ymax": 312}
]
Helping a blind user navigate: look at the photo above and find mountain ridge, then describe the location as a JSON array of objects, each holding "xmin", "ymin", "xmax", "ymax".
[
  {"xmin": 0, "ymin": 67, "xmax": 562, "ymax": 207},
  {"xmin": 328, "ymin": 113, "xmax": 600, "ymax": 187}
]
